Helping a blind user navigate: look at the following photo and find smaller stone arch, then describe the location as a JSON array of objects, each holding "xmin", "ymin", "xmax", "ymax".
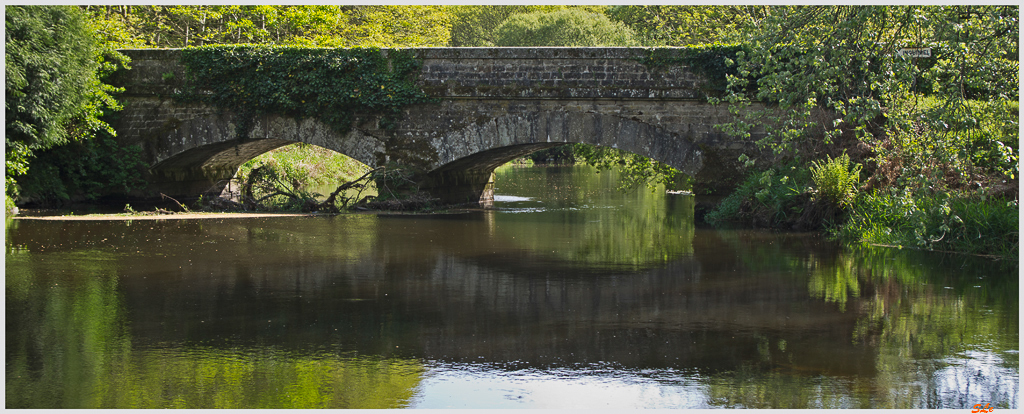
[
  {"xmin": 419, "ymin": 112, "xmax": 703, "ymax": 205},
  {"xmin": 147, "ymin": 111, "xmax": 383, "ymax": 198}
]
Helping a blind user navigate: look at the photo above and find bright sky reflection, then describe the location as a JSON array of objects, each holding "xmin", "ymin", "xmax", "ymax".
[{"xmin": 409, "ymin": 362, "xmax": 710, "ymax": 409}]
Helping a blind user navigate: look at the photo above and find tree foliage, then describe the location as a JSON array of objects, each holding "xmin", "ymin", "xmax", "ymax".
[
  {"xmin": 5, "ymin": 5, "xmax": 125, "ymax": 202},
  {"xmin": 700, "ymin": 6, "xmax": 1018, "ymax": 255},
  {"xmin": 717, "ymin": 5, "xmax": 1018, "ymax": 184},
  {"xmin": 82, "ymin": 5, "xmax": 452, "ymax": 48},
  {"xmin": 572, "ymin": 144, "xmax": 683, "ymax": 192},
  {"xmin": 493, "ymin": 8, "xmax": 639, "ymax": 47},
  {"xmin": 608, "ymin": 6, "xmax": 766, "ymax": 46},
  {"xmin": 448, "ymin": 6, "xmax": 607, "ymax": 47}
]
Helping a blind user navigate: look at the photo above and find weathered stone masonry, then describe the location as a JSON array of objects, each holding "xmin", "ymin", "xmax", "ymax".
[{"xmin": 110, "ymin": 47, "xmax": 758, "ymax": 204}]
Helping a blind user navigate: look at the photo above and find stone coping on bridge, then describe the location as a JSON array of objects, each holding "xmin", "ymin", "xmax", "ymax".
[
  {"xmin": 118, "ymin": 46, "xmax": 673, "ymax": 59},
  {"xmin": 117, "ymin": 47, "xmax": 704, "ymax": 101}
]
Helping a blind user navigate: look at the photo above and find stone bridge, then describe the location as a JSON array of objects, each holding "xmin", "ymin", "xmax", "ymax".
[{"xmin": 110, "ymin": 48, "xmax": 759, "ymax": 205}]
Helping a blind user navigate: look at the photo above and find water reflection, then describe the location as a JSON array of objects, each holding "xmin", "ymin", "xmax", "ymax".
[
  {"xmin": 413, "ymin": 362, "xmax": 709, "ymax": 409},
  {"xmin": 5, "ymin": 165, "xmax": 1018, "ymax": 409}
]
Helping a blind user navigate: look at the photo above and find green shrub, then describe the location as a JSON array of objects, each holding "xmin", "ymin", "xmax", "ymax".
[
  {"xmin": 877, "ymin": 96, "xmax": 1019, "ymax": 190},
  {"xmin": 703, "ymin": 172, "xmax": 760, "ymax": 225},
  {"xmin": 809, "ymin": 153, "xmax": 861, "ymax": 207},
  {"xmin": 705, "ymin": 163, "xmax": 814, "ymax": 227},
  {"xmin": 17, "ymin": 131, "xmax": 148, "ymax": 204},
  {"xmin": 963, "ymin": 99, "xmax": 1018, "ymax": 179}
]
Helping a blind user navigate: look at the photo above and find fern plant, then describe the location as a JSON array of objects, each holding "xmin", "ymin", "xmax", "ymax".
[{"xmin": 810, "ymin": 152, "xmax": 862, "ymax": 207}]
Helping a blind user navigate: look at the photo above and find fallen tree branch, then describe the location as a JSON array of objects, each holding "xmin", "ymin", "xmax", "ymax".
[{"xmin": 160, "ymin": 193, "xmax": 190, "ymax": 212}]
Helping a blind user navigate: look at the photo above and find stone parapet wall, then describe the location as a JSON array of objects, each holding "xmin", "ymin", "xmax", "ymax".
[
  {"xmin": 412, "ymin": 48, "xmax": 702, "ymax": 100},
  {"xmin": 111, "ymin": 49, "xmax": 187, "ymax": 97},
  {"xmin": 113, "ymin": 47, "xmax": 704, "ymax": 100}
]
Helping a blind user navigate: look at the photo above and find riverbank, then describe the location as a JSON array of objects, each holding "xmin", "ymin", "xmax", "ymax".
[
  {"xmin": 8, "ymin": 206, "xmax": 490, "ymax": 221},
  {"xmin": 11, "ymin": 211, "xmax": 323, "ymax": 221}
]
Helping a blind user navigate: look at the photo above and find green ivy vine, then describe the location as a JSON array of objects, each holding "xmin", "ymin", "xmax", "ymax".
[{"xmin": 177, "ymin": 45, "xmax": 434, "ymax": 140}]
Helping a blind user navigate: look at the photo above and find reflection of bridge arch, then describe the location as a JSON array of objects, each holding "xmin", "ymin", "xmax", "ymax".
[{"xmin": 111, "ymin": 48, "xmax": 754, "ymax": 204}]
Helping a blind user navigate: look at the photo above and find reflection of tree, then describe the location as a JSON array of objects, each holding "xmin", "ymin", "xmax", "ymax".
[
  {"xmin": 6, "ymin": 249, "xmax": 130, "ymax": 408},
  {"xmin": 849, "ymin": 248, "xmax": 1019, "ymax": 408},
  {"xmin": 807, "ymin": 254, "xmax": 860, "ymax": 312},
  {"xmin": 6, "ymin": 249, "xmax": 423, "ymax": 409},
  {"xmin": 707, "ymin": 364, "xmax": 872, "ymax": 408},
  {"xmin": 91, "ymin": 348, "xmax": 423, "ymax": 408},
  {"xmin": 705, "ymin": 247, "xmax": 1018, "ymax": 408},
  {"xmin": 6, "ymin": 215, "xmax": 381, "ymax": 265},
  {"xmin": 493, "ymin": 165, "xmax": 694, "ymax": 270}
]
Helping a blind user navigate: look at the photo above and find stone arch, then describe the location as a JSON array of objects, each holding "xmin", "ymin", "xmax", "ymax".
[
  {"xmin": 147, "ymin": 111, "xmax": 383, "ymax": 197},
  {"xmin": 419, "ymin": 111, "xmax": 704, "ymax": 205},
  {"xmin": 144, "ymin": 109, "xmax": 705, "ymax": 204}
]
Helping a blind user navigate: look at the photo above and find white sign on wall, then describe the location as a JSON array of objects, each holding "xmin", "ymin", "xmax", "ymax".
[{"xmin": 897, "ymin": 48, "xmax": 932, "ymax": 58}]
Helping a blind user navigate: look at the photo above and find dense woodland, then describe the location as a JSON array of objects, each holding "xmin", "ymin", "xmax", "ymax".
[{"xmin": 4, "ymin": 5, "xmax": 1019, "ymax": 257}]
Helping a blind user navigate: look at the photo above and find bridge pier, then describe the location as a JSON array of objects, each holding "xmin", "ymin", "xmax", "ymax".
[
  {"xmin": 420, "ymin": 170, "xmax": 496, "ymax": 207},
  {"xmin": 148, "ymin": 167, "xmax": 235, "ymax": 201}
]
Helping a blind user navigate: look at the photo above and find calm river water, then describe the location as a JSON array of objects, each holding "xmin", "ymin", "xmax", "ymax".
[{"xmin": 5, "ymin": 165, "xmax": 1019, "ymax": 409}]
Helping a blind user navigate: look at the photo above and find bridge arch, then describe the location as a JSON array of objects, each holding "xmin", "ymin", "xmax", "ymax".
[
  {"xmin": 146, "ymin": 112, "xmax": 384, "ymax": 197},
  {"xmin": 420, "ymin": 112, "xmax": 703, "ymax": 204},
  {"xmin": 146, "ymin": 107, "xmax": 704, "ymax": 204},
  {"xmin": 431, "ymin": 112, "xmax": 702, "ymax": 173}
]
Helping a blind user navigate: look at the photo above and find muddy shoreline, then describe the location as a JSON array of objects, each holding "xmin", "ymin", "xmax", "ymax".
[{"xmin": 12, "ymin": 212, "xmax": 323, "ymax": 221}]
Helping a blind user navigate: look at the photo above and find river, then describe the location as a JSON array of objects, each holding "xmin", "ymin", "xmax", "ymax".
[{"xmin": 5, "ymin": 165, "xmax": 1019, "ymax": 409}]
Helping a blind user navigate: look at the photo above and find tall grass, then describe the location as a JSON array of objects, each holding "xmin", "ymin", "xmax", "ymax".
[{"xmin": 835, "ymin": 188, "xmax": 1018, "ymax": 259}]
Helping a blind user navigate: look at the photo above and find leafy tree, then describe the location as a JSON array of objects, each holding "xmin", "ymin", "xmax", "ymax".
[
  {"xmin": 493, "ymin": 8, "xmax": 639, "ymax": 47},
  {"xmin": 449, "ymin": 6, "xmax": 532, "ymax": 47},
  {"xmin": 703, "ymin": 5, "xmax": 1018, "ymax": 253},
  {"xmin": 607, "ymin": 5, "xmax": 766, "ymax": 46},
  {"xmin": 84, "ymin": 5, "xmax": 339, "ymax": 47},
  {"xmin": 83, "ymin": 6, "xmax": 453, "ymax": 48},
  {"xmin": 5, "ymin": 5, "xmax": 122, "ymax": 202},
  {"xmin": 332, "ymin": 6, "xmax": 451, "ymax": 47},
  {"xmin": 715, "ymin": 6, "xmax": 1018, "ymax": 187},
  {"xmin": 448, "ymin": 6, "xmax": 607, "ymax": 47}
]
